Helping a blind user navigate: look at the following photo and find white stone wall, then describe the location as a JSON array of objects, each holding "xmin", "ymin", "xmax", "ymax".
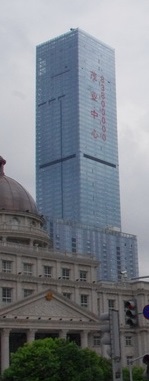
[{"xmin": 0, "ymin": 210, "xmax": 149, "ymax": 369}]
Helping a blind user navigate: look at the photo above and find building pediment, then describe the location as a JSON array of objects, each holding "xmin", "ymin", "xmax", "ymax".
[{"xmin": 0, "ymin": 288, "xmax": 99, "ymax": 324}]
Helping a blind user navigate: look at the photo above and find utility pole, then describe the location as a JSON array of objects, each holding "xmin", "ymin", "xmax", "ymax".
[{"xmin": 100, "ymin": 309, "xmax": 123, "ymax": 381}]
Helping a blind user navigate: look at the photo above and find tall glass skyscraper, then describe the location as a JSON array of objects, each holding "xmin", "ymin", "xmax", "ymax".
[{"xmin": 36, "ymin": 29, "xmax": 138, "ymax": 281}]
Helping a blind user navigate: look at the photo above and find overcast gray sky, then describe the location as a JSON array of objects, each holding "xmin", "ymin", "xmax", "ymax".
[{"xmin": 1, "ymin": 0, "xmax": 149, "ymax": 276}]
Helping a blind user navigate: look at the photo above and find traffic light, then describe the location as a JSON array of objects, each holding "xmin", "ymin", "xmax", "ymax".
[
  {"xmin": 143, "ymin": 354, "xmax": 149, "ymax": 379},
  {"xmin": 100, "ymin": 311, "xmax": 112, "ymax": 358},
  {"xmin": 100, "ymin": 312, "xmax": 111, "ymax": 349},
  {"xmin": 100, "ymin": 309, "xmax": 121, "ymax": 359},
  {"xmin": 124, "ymin": 300, "xmax": 138, "ymax": 327}
]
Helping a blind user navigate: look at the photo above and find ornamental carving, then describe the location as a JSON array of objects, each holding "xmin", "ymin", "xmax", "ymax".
[{"xmin": 45, "ymin": 292, "xmax": 53, "ymax": 301}]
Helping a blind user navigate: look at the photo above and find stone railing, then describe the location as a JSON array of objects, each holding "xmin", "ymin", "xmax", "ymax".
[{"xmin": 0, "ymin": 223, "xmax": 48, "ymax": 237}]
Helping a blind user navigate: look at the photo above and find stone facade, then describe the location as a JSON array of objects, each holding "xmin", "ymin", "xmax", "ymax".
[
  {"xmin": 0, "ymin": 158, "xmax": 148, "ymax": 374},
  {"xmin": 0, "ymin": 209, "xmax": 149, "ymax": 373}
]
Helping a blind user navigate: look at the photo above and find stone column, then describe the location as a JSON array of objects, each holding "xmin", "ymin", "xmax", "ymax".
[
  {"xmin": 81, "ymin": 331, "xmax": 88, "ymax": 348},
  {"xmin": 1, "ymin": 329, "xmax": 10, "ymax": 373},
  {"xmin": 59, "ymin": 329, "xmax": 67, "ymax": 340},
  {"xmin": 27, "ymin": 329, "xmax": 36, "ymax": 343}
]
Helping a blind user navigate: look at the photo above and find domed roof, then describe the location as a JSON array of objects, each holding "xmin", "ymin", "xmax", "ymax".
[{"xmin": 0, "ymin": 156, "xmax": 38, "ymax": 214}]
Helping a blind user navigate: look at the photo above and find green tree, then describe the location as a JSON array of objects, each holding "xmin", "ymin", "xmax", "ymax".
[
  {"xmin": 1, "ymin": 338, "xmax": 112, "ymax": 381},
  {"xmin": 123, "ymin": 366, "xmax": 145, "ymax": 381},
  {"xmin": 79, "ymin": 348, "xmax": 111, "ymax": 381}
]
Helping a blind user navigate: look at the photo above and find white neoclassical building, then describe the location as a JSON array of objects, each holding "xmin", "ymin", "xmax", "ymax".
[{"xmin": 0, "ymin": 156, "xmax": 149, "ymax": 374}]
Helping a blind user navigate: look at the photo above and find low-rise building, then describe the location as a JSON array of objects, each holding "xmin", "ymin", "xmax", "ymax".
[{"xmin": 0, "ymin": 156, "xmax": 148, "ymax": 374}]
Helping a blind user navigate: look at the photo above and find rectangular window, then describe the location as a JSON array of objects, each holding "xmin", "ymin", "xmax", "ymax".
[
  {"xmin": 87, "ymin": 240, "xmax": 91, "ymax": 253},
  {"xmin": 44, "ymin": 266, "xmax": 52, "ymax": 278},
  {"xmin": 2, "ymin": 260, "xmax": 12, "ymax": 273},
  {"xmin": 72, "ymin": 237, "xmax": 76, "ymax": 253},
  {"xmin": 62, "ymin": 268, "xmax": 70, "ymax": 280},
  {"xmin": 93, "ymin": 335, "xmax": 100, "ymax": 346},
  {"xmin": 24, "ymin": 289, "xmax": 33, "ymax": 298},
  {"xmin": 2, "ymin": 288, "xmax": 12, "ymax": 303},
  {"xmin": 23, "ymin": 263, "xmax": 33, "ymax": 276},
  {"xmin": 63, "ymin": 293, "xmax": 71, "ymax": 299},
  {"xmin": 125, "ymin": 336, "xmax": 132, "ymax": 346},
  {"xmin": 80, "ymin": 271, "xmax": 87, "ymax": 282},
  {"xmin": 108, "ymin": 299, "xmax": 115, "ymax": 309},
  {"xmin": 81, "ymin": 294, "xmax": 88, "ymax": 308},
  {"xmin": 126, "ymin": 356, "xmax": 133, "ymax": 365}
]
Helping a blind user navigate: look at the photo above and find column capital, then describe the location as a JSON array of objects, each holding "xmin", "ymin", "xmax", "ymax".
[
  {"xmin": 59, "ymin": 329, "xmax": 68, "ymax": 339},
  {"xmin": 27, "ymin": 328, "xmax": 37, "ymax": 334},
  {"xmin": 1, "ymin": 328, "xmax": 11, "ymax": 337},
  {"xmin": 27, "ymin": 329, "xmax": 36, "ymax": 343}
]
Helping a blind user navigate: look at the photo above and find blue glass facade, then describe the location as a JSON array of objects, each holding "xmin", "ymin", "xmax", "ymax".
[
  {"xmin": 36, "ymin": 29, "xmax": 121, "ymax": 229},
  {"xmin": 48, "ymin": 219, "xmax": 138, "ymax": 282},
  {"xmin": 36, "ymin": 29, "xmax": 138, "ymax": 281}
]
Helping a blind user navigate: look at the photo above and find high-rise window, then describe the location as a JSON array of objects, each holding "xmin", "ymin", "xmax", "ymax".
[
  {"xmin": 72, "ymin": 238, "xmax": 76, "ymax": 253},
  {"xmin": 87, "ymin": 240, "xmax": 91, "ymax": 254}
]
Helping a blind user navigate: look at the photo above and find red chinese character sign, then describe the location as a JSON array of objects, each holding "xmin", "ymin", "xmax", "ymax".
[
  {"xmin": 90, "ymin": 71, "xmax": 97, "ymax": 82},
  {"xmin": 91, "ymin": 129, "xmax": 99, "ymax": 139},
  {"xmin": 89, "ymin": 68, "xmax": 107, "ymax": 142},
  {"xmin": 91, "ymin": 91, "xmax": 98, "ymax": 101}
]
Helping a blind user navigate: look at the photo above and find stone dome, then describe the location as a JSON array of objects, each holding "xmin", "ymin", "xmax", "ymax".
[{"xmin": 0, "ymin": 156, "xmax": 38, "ymax": 214}]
